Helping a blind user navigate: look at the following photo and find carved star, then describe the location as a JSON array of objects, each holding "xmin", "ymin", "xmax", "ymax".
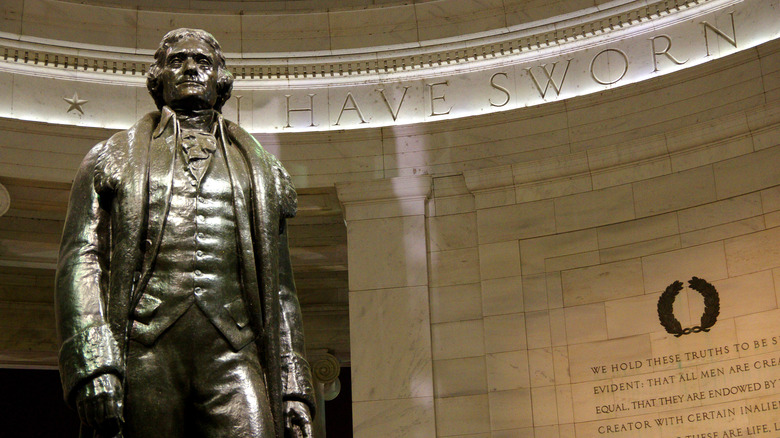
[{"xmin": 63, "ymin": 92, "xmax": 88, "ymax": 115}]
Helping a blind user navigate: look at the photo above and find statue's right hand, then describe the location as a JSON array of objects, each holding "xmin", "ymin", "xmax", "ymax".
[{"xmin": 75, "ymin": 373, "xmax": 124, "ymax": 437}]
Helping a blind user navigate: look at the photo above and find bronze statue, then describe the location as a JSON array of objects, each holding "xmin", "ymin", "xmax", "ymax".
[{"xmin": 55, "ymin": 28, "xmax": 314, "ymax": 438}]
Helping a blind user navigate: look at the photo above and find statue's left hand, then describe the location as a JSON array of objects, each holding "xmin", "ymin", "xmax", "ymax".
[{"xmin": 283, "ymin": 400, "xmax": 313, "ymax": 438}]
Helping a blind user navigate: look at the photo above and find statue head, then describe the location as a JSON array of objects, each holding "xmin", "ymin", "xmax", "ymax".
[{"xmin": 147, "ymin": 28, "xmax": 234, "ymax": 112}]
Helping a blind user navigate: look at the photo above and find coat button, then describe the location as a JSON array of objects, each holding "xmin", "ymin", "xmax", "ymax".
[{"xmin": 141, "ymin": 239, "xmax": 153, "ymax": 251}]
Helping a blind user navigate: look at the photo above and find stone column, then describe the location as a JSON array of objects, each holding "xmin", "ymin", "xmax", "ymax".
[{"xmin": 336, "ymin": 176, "xmax": 436, "ymax": 438}]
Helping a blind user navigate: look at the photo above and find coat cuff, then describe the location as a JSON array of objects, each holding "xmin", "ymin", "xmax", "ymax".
[
  {"xmin": 58, "ymin": 323, "xmax": 123, "ymax": 405},
  {"xmin": 281, "ymin": 352, "xmax": 316, "ymax": 415}
]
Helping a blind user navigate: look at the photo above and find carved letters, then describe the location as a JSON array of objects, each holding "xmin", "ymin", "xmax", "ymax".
[{"xmin": 281, "ymin": 12, "xmax": 741, "ymax": 128}]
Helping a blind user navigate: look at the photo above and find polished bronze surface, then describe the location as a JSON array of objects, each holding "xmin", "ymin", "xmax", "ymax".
[{"xmin": 55, "ymin": 28, "xmax": 314, "ymax": 438}]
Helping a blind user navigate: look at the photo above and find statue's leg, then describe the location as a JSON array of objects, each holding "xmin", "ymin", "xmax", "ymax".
[
  {"xmin": 123, "ymin": 333, "xmax": 189, "ymax": 438},
  {"xmin": 190, "ymin": 333, "xmax": 275, "ymax": 438}
]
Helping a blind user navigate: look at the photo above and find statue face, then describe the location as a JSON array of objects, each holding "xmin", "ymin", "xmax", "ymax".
[{"xmin": 160, "ymin": 38, "xmax": 219, "ymax": 111}]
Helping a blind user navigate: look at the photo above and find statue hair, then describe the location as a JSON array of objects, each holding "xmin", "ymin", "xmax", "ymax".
[{"xmin": 147, "ymin": 28, "xmax": 234, "ymax": 112}]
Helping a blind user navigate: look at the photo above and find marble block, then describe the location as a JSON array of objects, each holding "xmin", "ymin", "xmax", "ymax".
[
  {"xmin": 433, "ymin": 356, "xmax": 487, "ymax": 398},
  {"xmin": 352, "ymin": 397, "xmax": 435, "ymax": 438},
  {"xmin": 347, "ymin": 215, "xmax": 427, "ymax": 291},
  {"xmin": 483, "ymin": 313, "xmax": 526, "ymax": 354},
  {"xmin": 488, "ymin": 388, "xmax": 533, "ymax": 431},
  {"xmin": 349, "ymin": 286, "xmax": 433, "ymax": 402},
  {"xmin": 435, "ymin": 394, "xmax": 491, "ymax": 436}
]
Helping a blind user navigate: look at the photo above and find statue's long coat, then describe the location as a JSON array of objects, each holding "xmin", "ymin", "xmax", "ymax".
[{"xmin": 55, "ymin": 109, "xmax": 314, "ymax": 437}]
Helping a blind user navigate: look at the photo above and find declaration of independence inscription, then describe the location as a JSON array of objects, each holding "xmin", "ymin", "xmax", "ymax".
[{"xmin": 572, "ymin": 329, "xmax": 780, "ymax": 437}]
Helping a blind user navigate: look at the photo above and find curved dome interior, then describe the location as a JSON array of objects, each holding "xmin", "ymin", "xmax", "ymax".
[{"xmin": 1, "ymin": 1, "xmax": 780, "ymax": 436}]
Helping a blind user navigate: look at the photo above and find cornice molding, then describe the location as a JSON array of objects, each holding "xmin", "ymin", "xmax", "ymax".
[{"xmin": 0, "ymin": 0, "xmax": 730, "ymax": 86}]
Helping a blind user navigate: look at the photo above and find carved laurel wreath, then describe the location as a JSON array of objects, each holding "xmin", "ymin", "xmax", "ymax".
[{"xmin": 657, "ymin": 277, "xmax": 720, "ymax": 337}]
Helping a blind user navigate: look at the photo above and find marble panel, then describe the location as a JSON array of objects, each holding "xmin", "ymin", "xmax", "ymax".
[
  {"xmin": 242, "ymin": 13, "xmax": 330, "ymax": 53},
  {"xmin": 599, "ymin": 236, "xmax": 682, "ymax": 265},
  {"xmin": 427, "ymin": 213, "xmax": 477, "ymax": 252},
  {"xmin": 0, "ymin": 74, "xmax": 12, "ymax": 118},
  {"xmin": 527, "ymin": 348, "xmax": 555, "ymax": 387},
  {"xmin": 591, "ymin": 157, "xmax": 672, "ymax": 191},
  {"xmin": 503, "ymin": 0, "xmax": 593, "ymax": 26},
  {"xmin": 724, "ymin": 226, "xmax": 780, "ymax": 277},
  {"xmin": 751, "ymin": 122, "xmax": 780, "ymax": 151},
  {"xmin": 714, "ymin": 145, "xmax": 780, "ymax": 200},
  {"xmin": 549, "ymin": 309, "xmax": 567, "ymax": 347},
  {"xmin": 0, "ymin": 0, "xmax": 22, "ymax": 34},
  {"xmin": 429, "ymin": 248, "xmax": 481, "ymax": 288},
  {"xmin": 474, "ymin": 187, "xmax": 515, "ymax": 210},
  {"xmin": 519, "ymin": 230, "xmax": 598, "ymax": 276},
  {"xmin": 641, "ymin": 242, "xmax": 729, "ymax": 293},
  {"xmin": 435, "ymin": 394, "xmax": 490, "ymax": 436},
  {"xmin": 605, "ymin": 292, "xmax": 690, "ymax": 340},
  {"xmin": 525, "ymin": 310, "xmax": 551, "ymax": 349},
  {"xmin": 347, "ymin": 215, "xmax": 427, "ymax": 291},
  {"xmin": 488, "ymin": 389, "xmax": 533, "ymax": 431},
  {"xmin": 568, "ymin": 335, "xmax": 652, "ymax": 383},
  {"xmin": 678, "ymin": 193, "xmax": 762, "ymax": 233},
  {"xmin": 776, "ymin": 268, "xmax": 780, "ymax": 310},
  {"xmin": 514, "ymin": 174, "xmax": 594, "ymax": 204},
  {"xmin": 564, "ymin": 303, "xmax": 608, "ymax": 345},
  {"xmin": 483, "ymin": 313, "xmax": 526, "ymax": 354},
  {"xmin": 632, "ymin": 166, "xmax": 717, "ymax": 218},
  {"xmin": 665, "ymin": 111, "xmax": 749, "ymax": 154},
  {"xmin": 434, "ymin": 194, "xmax": 475, "ymax": 216},
  {"xmin": 561, "ymin": 258, "xmax": 645, "ymax": 307},
  {"xmin": 430, "ymin": 282, "xmax": 483, "ymax": 324},
  {"xmin": 734, "ymin": 308, "xmax": 780, "ymax": 348},
  {"xmin": 431, "ymin": 319, "xmax": 485, "ymax": 361},
  {"xmin": 568, "ymin": 58, "xmax": 763, "ymax": 142},
  {"xmin": 12, "ymin": 74, "xmax": 138, "ymax": 131},
  {"xmin": 531, "ymin": 386, "xmax": 558, "ymax": 426},
  {"xmin": 328, "ymin": 5, "xmax": 417, "ymax": 50},
  {"xmin": 478, "ymin": 241, "xmax": 520, "ymax": 281},
  {"xmin": 135, "ymin": 87, "xmax": 162, "ymax": 123},
  {"xmin": 543, "ymin": 250, "xmax": 600, "ymax": 275},
  {"xmin": 476, "ymin": 200, "xmax": 556, "ymax": 245},
  {"xmin": 349, "ymin": 286, "xmax": 433, "ymax": 401},
  {"xmin": 587, "ymin": 136, "xmax": 670, "ymax": 187},
  {"xmin": 546, "ymin": 272, "xmax": 564, "ymax": 310},
  {"xmin": 20, "ymin": 0, "xmax": 137, "ymax": 47},
  {"xmin": 553, "ymin": 346, "xmax": 572, "ymax": 385},
  {"xmin": 555, "ymin": 374, "xmax": 574, "ymax": 424},
  {"xmin": 433, "ymin": 174, "xmax": 470, "ymax": 198},
  {"xmin": 765, "ymin": 210, "xmax": 780, "ymax": 229},
  {"xmin": 707, "ymin": 270, "xmax": 777, "ymax": 321},
  {"xmin": 761, "ymin": 186, "xmax": 780, "ymax": 213},
  {"xmin": 415, "ymin": 0, "xmax": 506, "ymax": 41},
  {"xmin": 352, "ymin": 397, "xmax": 435, "ymax": 438},
  {"xmin": 135, "ymin": 12, "xmax": 242, "ymax": 52},
  {"xmin": 596, "ymin": 213, "xmax": 679, "ymax": 249},
  {"xmin": 486, "ymin": 350, "xmax": 530, "ymax": 392},
  {"xmin": 512, "ymin": 152, "xmax": 588, "ymax": 186},
  {"xmin": 522, "ymin": 274, "xmax": 548, "ymax": 312},
  {"xmin": 680, "ymin": 216, "xmax": 766, "ymax": 248},
  {"xmin": 433, "ymin": 356, "xmax": 487, "ymax": 398},
  {"xmin": 670, "ymin": 134, "xmax": 754, "ymax": 172},
  {"xmin": 481, "ymin": 276, "xmax": 523, "ymax": 317},
  {"xmin": 491, "ymin": 428, "xmax": 534, "ymax": 438},
  {"xmin": 557, "ymin": 424, "xmax": 576, "ymax": 438}
]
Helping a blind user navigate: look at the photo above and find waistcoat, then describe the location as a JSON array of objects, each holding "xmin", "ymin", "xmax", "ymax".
[{"xmin": 131, "ymin": 134, "xmax": 256, "ymax": 351}]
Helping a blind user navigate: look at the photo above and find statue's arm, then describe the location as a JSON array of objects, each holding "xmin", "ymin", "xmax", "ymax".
[
  {"xmin": 55, "ymin": 142, "xmax": 123, "ymax": 407},
  {"xmin": 278, "ymin": 225, "xmax": 316, "ymax": 415}
]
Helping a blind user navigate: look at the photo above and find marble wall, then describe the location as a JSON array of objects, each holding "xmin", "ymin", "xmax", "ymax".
[{"xmin": 336, "ymin": 39, "xmax": 780, "ymax": 437}]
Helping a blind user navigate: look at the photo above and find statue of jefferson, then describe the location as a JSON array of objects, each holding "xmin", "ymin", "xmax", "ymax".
[{"xmin": 55, "ymin": 28, "xmax": 314, "ymax": 438}]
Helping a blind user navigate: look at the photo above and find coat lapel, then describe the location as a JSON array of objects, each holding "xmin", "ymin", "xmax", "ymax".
[{"xmin": 133, "ymin": 108, "xmax": 177, "ymax": 305}]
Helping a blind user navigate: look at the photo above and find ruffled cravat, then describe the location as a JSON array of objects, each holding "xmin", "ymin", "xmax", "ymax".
[{"xmin": 180, "ymin": 128, "xmax": 218, "ymax": 184}]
